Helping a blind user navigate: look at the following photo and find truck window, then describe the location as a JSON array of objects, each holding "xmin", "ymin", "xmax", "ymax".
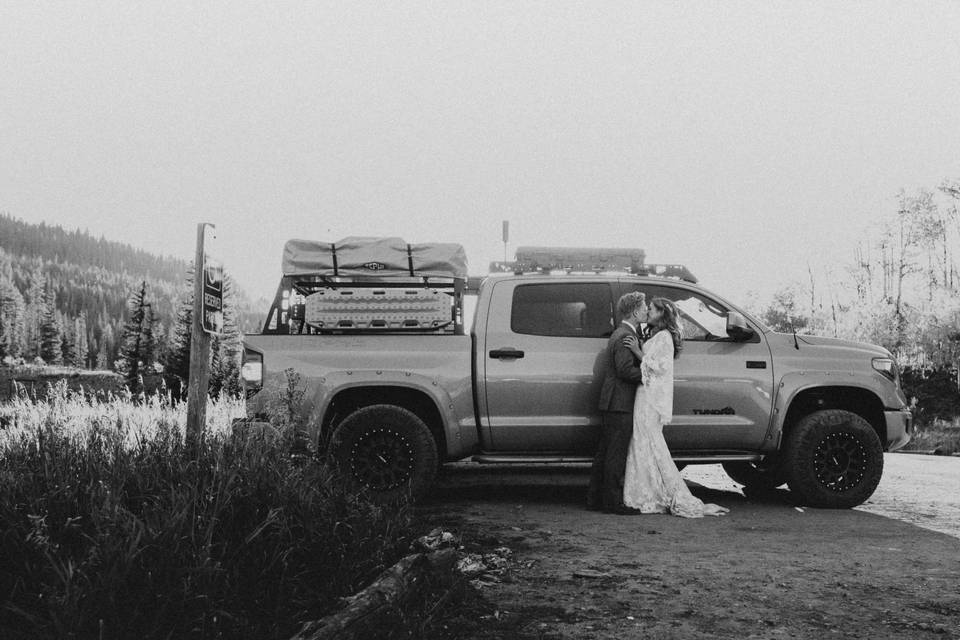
[
  {"xmin": 511, "ymin": 283, "xmax": 613, "ymax": 338},
  {"xmin": 632, "ymin": 284, "xmax": 729, "ymax": 341}
]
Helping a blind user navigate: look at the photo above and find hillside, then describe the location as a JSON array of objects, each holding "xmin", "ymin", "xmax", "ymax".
[{"xmin": 0, "ymin": 213, "xmax": 262, "ymax": 370}]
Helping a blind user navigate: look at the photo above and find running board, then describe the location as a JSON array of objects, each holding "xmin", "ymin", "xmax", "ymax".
[
  {"xmin": 472, "ymin": 455, "xmax": 593, "ymax": 464},
  {"xmin": 672, "ymin": 453, "xmax": 763, "ymax": 463},
  {"xmin": 471, "ymin": 453, "xmax": 763, "ymax": 464}
]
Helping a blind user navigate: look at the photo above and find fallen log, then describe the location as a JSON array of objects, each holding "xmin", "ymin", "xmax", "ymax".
[{"xmin": 291, "ymin": 548, "xmax": 458, "ymax": 640}]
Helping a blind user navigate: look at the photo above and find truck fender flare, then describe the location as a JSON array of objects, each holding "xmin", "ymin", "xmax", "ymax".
[
  {"xmin": 314, "ymin": 375, "xmax": 461, "ymax": 453},
  {"xmin": 772, "ymin": 372, "xmax": 886, "ymax": 441}
]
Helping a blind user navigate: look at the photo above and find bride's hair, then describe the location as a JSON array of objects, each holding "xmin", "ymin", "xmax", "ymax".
[{"xmin": 648, "ymin": 297, "xmax": 682, "ymax": 358}]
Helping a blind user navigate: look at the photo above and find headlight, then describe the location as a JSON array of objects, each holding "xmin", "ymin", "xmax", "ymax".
[{"xmin": 872, "ymin": 357, "xmax": 897, "ymax": 381}]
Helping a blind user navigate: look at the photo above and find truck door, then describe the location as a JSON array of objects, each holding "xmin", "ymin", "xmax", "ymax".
[
  {"xmin": 480, "ymin": 280, "xmax": 614, "ymax": 452},
  {"xmin": 623, "ymin": 282, "xmax": 774, "ymax": 452}
]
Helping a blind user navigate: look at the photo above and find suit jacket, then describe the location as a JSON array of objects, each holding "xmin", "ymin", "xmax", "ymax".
[{"xmin": 598, "ymin": 322, "xmax": 644, "ymax": 413}]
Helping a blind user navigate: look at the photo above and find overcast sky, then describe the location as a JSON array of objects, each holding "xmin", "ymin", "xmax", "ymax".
[{"xmin": 2, "ymin": 1, "xmax": 959, "ymax": 304}]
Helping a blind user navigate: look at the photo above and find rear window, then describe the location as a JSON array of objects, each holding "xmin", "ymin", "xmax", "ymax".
[{"xmin": 511, "ymin": 283, "xmax": 613, "ymax": 338}]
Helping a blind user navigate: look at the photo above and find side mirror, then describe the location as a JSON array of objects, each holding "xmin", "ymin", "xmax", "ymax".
[{"xmin": 726, "ymin": 311, "xmax": 755, "ymax": 341}]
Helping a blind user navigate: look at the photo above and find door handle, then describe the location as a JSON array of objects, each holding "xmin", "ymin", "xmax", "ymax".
[{"xmin": 489, "ymin": 348, "xmax": 525, "ymax": 359}]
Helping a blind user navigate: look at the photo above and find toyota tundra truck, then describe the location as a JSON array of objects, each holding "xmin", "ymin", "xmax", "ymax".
[{"xmin": 240, "ymin": 239, "xmax": 911, "ymax": 508}]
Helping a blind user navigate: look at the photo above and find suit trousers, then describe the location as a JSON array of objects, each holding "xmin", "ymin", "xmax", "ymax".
[{"xmin": 587, "ymin": 411, "xmax": 634, "ymax": 510}]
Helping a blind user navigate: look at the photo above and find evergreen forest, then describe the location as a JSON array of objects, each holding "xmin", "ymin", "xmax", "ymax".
[{"xmin": 0, "ymin": 213, "xmax": 263, "ymax": 395}]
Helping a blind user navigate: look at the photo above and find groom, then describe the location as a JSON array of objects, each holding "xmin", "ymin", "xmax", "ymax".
[{"xmin": 587, "ymin": 291, "xmax": 648, "ymax": 513}]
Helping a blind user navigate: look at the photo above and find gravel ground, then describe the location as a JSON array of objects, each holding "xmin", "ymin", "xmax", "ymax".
[{"xmin": 415, "ymin": 453, "xmax": 960, "ymax": 639}]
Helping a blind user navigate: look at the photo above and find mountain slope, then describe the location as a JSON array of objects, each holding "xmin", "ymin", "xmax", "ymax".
[{"xmin": 0, "ymin": 213, "xmax": 261, "ymax": 369}]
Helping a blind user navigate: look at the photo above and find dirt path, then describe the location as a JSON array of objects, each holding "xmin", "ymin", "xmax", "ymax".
[{"xmin": 416, "ymin": 457, "xmax": 960, "ymax": 639}]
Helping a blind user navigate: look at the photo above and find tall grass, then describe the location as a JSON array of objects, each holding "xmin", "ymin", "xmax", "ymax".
[
  {"xmin": 0, "ymin": 382, "xmax": 414, "ymax": 639},
  {"xmin": 904, "ymin": 417, "xmax": 960, "ymax": 454}
]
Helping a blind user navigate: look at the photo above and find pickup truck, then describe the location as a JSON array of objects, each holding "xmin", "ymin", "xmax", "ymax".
[{"xmin": 240, "ymin": 240, "xmax": 911, "ymax": 508}]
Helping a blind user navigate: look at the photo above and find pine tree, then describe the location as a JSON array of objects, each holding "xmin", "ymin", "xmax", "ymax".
[
  {"xmin": 210, "ymin": 274, "xmax": 243, "ymax": 398},
  {"xmin": 0, "ymin": 277, "xmax": 25, "ymax": 360},
  {"xmin": 60, "ymin": 316, "xmax": 80, "ymax": 367},
  {"xmin": 117, "ymin": 281, "xmax": 151, "ymax": 393},
  {"xmin": 96, "ymin": 323, "xmax": 114, "ymax": 370},
  {"xmin": 39, "ymin": 284, "xmax": 62, "ymax": 364},
  {"xmin": 142, "ymin": 302, "xmax": 157, "ymax": 370},
  {"xmin": 23, "ymin": 269, "xmax": 45, "ymax": 359},
  {"xmin": 164, "ymin": 265, "xmax": 194, "ymax": 398},
  {"xmin": 75, "ymin": 314, "xmax": 89, "ymax": 369}
]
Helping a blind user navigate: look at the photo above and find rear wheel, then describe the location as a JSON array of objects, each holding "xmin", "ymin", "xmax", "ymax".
[
  {"xmin": 722, "ymin": 456, "xmax": 788, "ymax": 489},
  {"xmin": 329, "ymin": 405, "xmax": 438, "ymax": 502},
  {"xmin": 784, "ymin": 409, "xmax": 883, "ymax": 509}
]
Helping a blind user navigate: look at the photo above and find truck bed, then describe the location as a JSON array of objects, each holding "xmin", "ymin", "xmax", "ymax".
[{"xmin": 243, "ymin": 333, "xmax": 476, "ymax": 456}]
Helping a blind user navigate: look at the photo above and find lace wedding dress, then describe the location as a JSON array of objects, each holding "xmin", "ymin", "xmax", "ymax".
[{"xmin": 623, "ymin": 330, "xmax": 729, "ymax": 517}]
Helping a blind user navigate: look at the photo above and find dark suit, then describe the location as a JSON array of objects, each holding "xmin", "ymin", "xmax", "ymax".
[{"xmin": 588, "ymin": 321, "xmax": 644, "ymax": 511}]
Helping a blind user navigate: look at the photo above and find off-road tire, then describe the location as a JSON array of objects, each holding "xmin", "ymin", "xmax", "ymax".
[
  {"xmin": 784, "ymin": 409, "xmax": 883, "ymax": 509},
  {"xmin": 722, "ymin": 456, "xmax": 788, "ymax": 489},
  {"xmin": 329, "ymin": 405, "xmax": 438, "ymax": 503}
]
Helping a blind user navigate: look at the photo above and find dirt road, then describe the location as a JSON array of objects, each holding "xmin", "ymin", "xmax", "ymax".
[{"xmin": 417, "ymin": 454, "xmax": 960, "ymax": 639}]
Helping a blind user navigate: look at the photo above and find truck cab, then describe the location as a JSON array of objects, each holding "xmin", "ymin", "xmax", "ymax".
[{"xmin": 476, "ymin": 273, "xmax": 778, "ymax": 458}]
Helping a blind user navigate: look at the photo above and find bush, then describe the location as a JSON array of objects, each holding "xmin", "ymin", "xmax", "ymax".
[
  {"xmin": 900, "ymin": 365, "xmax": 960, "ymax": 425},
  {"xmin": 902, "ymin": 418, "xmax": 960, "ymax": 454},
  {"xmin": 0, "ymin": 387, "xmax": 415, "ymax": 639}
]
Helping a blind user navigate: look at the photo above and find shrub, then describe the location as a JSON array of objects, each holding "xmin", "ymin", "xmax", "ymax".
[
  {"xmin": 900, "ymin": 365, "xmax": 960, "ymax": 425},
  {"xmin": 0, "ymin": 386, "xmax": 414, "ymax": 639},
  {"xmin": 902, "ymin": 417, "xmax": 960, "ymax": 454}
]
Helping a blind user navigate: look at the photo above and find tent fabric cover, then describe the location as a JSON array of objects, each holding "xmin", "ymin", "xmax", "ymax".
[{"xmin": 282, "ymin": 237, "xmax": 468, "ymax": 279}]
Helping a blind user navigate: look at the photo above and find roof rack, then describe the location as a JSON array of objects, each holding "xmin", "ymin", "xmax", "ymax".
[
  {"xmin": 487, "ymin": 246, "xmax": 697, "ymax": 284},
  {"xmin": 637, "ymin": 264, "xmax": 698, "ymax": 284}
]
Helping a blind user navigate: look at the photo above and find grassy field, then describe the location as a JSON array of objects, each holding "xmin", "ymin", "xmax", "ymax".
[{"xmin": 0, "ymin": 383, "xmax": 419, "ymax": 640}]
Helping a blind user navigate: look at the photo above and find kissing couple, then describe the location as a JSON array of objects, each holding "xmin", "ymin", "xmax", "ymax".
[{"xmin": 587, "ymin": 292, "xmax": 729, "ymax": 518}]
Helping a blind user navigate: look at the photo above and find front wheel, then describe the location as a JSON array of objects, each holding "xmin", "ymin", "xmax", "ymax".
[
  {"xmin": 784, "ymin": 409, "xmax": 883, "ymax": 509},
  {"xmin": 329, "ymin": 405, "xmax": 438, "ymax": 502}
]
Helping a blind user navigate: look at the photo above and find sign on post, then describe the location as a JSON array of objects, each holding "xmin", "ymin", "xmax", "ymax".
[{"xmin": 201, "ymin": 225, "xmax": 224, "ymax": 335}]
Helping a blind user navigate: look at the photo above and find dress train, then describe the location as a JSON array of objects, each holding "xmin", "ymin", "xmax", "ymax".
[{"xmin": 623, "ymin": 330, "xmax": 729, "ymax": 518}]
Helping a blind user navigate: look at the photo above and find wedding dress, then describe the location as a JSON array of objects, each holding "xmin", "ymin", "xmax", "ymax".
[{"xmin": 623, "ymin": 330, "xmax": 729, "ymax": 517}]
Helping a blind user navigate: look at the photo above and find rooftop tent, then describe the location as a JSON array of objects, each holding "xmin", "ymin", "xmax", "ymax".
[{"xmin": 282, "ymin": 236, "xmax": 468, "ymax": 279}]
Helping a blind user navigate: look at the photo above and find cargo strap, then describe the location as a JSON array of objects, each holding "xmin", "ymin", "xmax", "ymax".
[
  {"xmin": 331, "ymin": 243, "xmax": 339, "ymax": 276},
  {"xmin": 406, "ymin": 244, "xmax": 415, "ymax": 276}
]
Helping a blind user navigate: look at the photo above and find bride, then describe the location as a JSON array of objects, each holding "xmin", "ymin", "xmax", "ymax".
[{"xmin": 621, "ymin": 297, "xmax": 729, "ymax": 518}]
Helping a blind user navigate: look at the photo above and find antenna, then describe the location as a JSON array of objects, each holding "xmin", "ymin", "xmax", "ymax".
[{"xmin": 502, "ymin": 220, "xmax": 509, "ymax": 262}]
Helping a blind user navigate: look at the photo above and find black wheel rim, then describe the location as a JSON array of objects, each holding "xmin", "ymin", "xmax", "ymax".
[
  {"xmin": 349, "ymin": 428, "xmax": 414, "ymax": 491},
  {"xmin": 813, "ymin": 431, "xmax": 867, "ymax": 492}
]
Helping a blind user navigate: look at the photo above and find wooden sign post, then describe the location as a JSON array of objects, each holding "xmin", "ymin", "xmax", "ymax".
[{"xmin": 186, "ymin": 222, "xmax": 223, "ymax": 450}]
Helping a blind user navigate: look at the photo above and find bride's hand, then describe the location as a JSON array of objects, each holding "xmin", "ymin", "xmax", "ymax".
[{"xmin": 622, "ymin": 335, "xmax": 641, "ymax": 357}]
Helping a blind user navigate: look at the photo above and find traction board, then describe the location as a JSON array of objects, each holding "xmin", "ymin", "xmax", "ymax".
[{"xmin": 304, "ymin": 287, "xmax": 450, "ymax": 330}]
